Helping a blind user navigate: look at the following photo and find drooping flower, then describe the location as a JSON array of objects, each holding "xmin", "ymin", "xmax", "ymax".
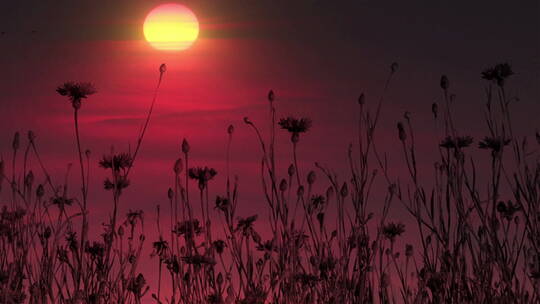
[{"xmin": 56, "ymin": 81, "xmax": 96, "ymax": 109}]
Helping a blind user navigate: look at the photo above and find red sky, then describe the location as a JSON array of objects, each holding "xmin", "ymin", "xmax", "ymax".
[{"xmin": 0, "ymin": 1, "xmax": 538, "ymax": 300}]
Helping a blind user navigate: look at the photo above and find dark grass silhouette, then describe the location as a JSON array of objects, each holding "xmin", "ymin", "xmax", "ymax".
[{"xmin": 0, "ymin": 63, "xmax": 538, "ymax": 303}]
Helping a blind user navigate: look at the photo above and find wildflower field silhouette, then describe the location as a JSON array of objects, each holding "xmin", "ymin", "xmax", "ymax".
[{"xmin": 0, "ymin": 62, "xmax": 538, "ymax": 304}]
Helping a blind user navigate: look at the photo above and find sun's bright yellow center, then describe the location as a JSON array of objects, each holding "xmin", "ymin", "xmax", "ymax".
[{"xmin": 143, "ymin": 4, "xmax": 199, "ymax": 51}]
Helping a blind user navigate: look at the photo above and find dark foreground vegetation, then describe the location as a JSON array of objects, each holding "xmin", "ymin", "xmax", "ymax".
[{"xmin": 0, "ymin": 63, "xmax": 538, "ymax": 303}]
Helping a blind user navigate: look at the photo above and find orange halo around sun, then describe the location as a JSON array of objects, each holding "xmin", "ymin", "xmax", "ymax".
[{"xmin": 143, "ymin": 3, "xmax": 199, "ymax": 51}]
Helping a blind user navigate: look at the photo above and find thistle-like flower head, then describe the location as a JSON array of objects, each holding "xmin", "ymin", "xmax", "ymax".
[{"xmin": 56, "ymin": 82, "xmax": 96, "ymax": 109}]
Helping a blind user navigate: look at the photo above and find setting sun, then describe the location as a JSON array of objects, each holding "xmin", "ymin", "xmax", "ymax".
[{"xmin": 143, "ymin": 3, "xmax": 199, "ymax": 51}]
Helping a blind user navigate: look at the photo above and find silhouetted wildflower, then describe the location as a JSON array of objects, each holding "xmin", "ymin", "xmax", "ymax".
[
  {"xmin": 382, "ymin": 222, "xmax": 405, "ymax": 242},
  {"xmin": 66, "ymin": 232, "xmax": 78, "ymax": 251},
  {"xmin": 213, "ymin": 239, "xmax": 227, "ymax": 254},
  {"xmin": 439, "ymin": 136, "xmax": 474, "ymax": 149},
  {"xmin": 189, "ymin": 167, "xmax": 217, "ymax": 189},
  {"xmin": 173, "ymin": 219, "xmax": 203, "ymax": 237},
  {"xmin": 127, "ymin": 273, "xmax": 147, "ymax": 297},
  {"xmin": 126, "ymin": 209, "xmax": 144, "ymax": 227},
  {"xmin": 481, "ymin": 63, "xmax": 513, "ymax": 86},
  {"xmin": 496, "ymin": 200, "xmax": 521, "ymax": 221},
  {"xmin": 56, "ymin": 81, "xmax": 96, "ymax": 109},
  {"xmin": 165, "ymin": 255, "xmax": 180, "ymax": 274},
  {"xmin": 236, "ymin": 215, "xmax": 258, "ymax": 235},
  {"xmin": 256, "ymin": 239, "xmax": 276, "ymax": 252},
  {"xmin": 152, "ymin": 237, "xmax": 169, "ymax": 259},
  {"xmin": 99, "ymin": 152, "xmax": 132, "ymax": 171},
  {"xmin": 358, "ymin": 93, "xmax": 365, "ymax": 105},
  {"xmin": 85, "ymin": 241, "xmax": 105, "ymax": 259},
  {"xmin": 239, "ymin": 285, "xmax": 267, "ymax": 304},
  {"xmin": 308, "ymin": 195, "xmax": 326, "ymax": 214},
  {"xmin": 479, "ymin": 136, "xmax": 511, "ymax": 153},
  {"xmin": 278, "ymin": 117, "xmax": 312, "ymax": 134},
  {"xmin": 181, "ymin": 254, "xmax": 216, "ymax": 266},
  {"xmin": 51, "ymin": 195, "xmax": 74, "ymax": 208}
]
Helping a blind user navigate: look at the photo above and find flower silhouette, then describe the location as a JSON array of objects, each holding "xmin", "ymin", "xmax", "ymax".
[{"xmin": 56, "ymin": 82, "xmax": 96, "ymax": 109}]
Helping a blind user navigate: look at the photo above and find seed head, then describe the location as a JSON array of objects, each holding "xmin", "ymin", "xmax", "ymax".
[
  {"xmin": 159, "ymin": 63, "xmax": 167, "ymax": 75},
  {"xmin": 397, "ymin": 122, "xmax": 406, "ymax": 141},
  {"xmin": 481, "ymin": 63, "xmax": 513, "ymax": 87},
  {"xmin": 340, "ymin": 182, "xmax": 348, "ymax": 197},
  {"xmin": 431, "ymin": 103, "xmax": 438, "ymax": 119},
  {"xmin": 326, "ymin": 186, "xmax": 334, "ymax": 200},
  {"xmin": 297, "ymin": 185, "xmax": 304, "ymax": 197},
  {"xmin": 182, "ymin": 139, "xmax": 190, "ymax": 154},
  {"xmin": 279, "ymin": 179, "xmax": 288, "ymax": 192},
  {"xmin": 25, "ymin": 171, "xmax": 34, "ymax": 187},
  {"xmin": 307, "ymin": 171, "xmax": 316, "ymax": 185},
  {"xmin": 268, "ymin": 90, "xmax": 275, "ymax": 102},
  {"xmin": 288, "ymin": 164, "xmax": 295, "ymax": 177},
  {"xmin": 227, "ymin": 124, "xmax": 234, "ymax": 135},
  {"xmin": 167, "ymin": 188, "xmax": 174, "ymax": 200},
  {"xmin": 440, "ymin": 75, "xmax": 449, "ymax": 90},
  {"xmin": 174, "ymin": 158, "xmax": 183, "ymax": 175},
  {"xmin": 405, "ymin": 244, "xmax": 413, "ymax": 257},
  {"xmin": 382, "ymin": 222, "xmax": 406, "ymax": 242},
  {"xmin": 358, "ymin": 93, "xmax": 365, "ymax": 105},
  {"xmin": 391, "ymin": 62, "xmax": 399, "ymax": 74}
]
